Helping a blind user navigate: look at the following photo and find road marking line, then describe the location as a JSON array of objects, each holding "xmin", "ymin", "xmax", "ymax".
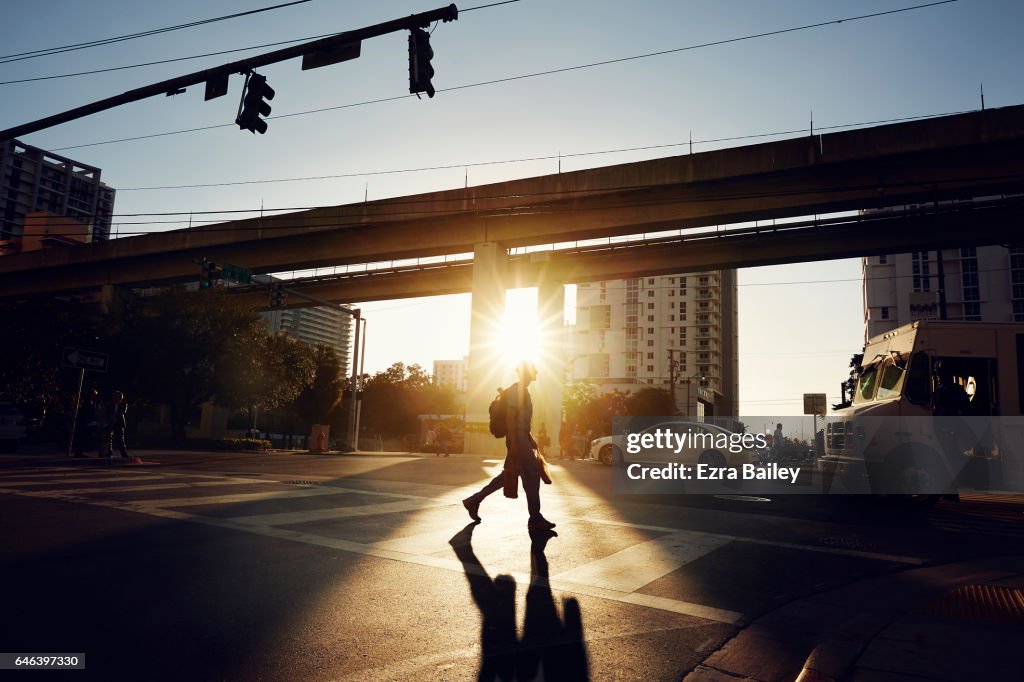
[
  {"xmin": 228, "ymin": 497, "xmax": 452, "ymax": 527},
  {"xmin": 552, "ymin": 530, "xmax": 732, "ymax": 592},
  {"xmin": 576, "ymin": 515, "xmax": 927, "ymax": 565},
  {"xmin": 46, "ymin": 479, "xmax": 270, "ymax": 495},
  {"xmin": 135, "ymin": 486, "xmax": 348, "ymax": 508},
  {"xmin": 0, "ymin": 474, "xmax": 170, "ymax": 486}
]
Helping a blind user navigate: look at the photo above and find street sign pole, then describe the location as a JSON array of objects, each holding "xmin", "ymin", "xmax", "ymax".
[{"xmin": 65, "ymin": 368, "xmax": 85, "ymax": 458}]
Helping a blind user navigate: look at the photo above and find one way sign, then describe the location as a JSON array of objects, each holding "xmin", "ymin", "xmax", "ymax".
[{"xmin": 63, "ymin": 347, "xmax": 109, "ymax": 373}]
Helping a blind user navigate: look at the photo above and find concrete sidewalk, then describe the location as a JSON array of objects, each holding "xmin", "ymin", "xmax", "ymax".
[{"xmin": 686, "ymin": 555, "xmax": 1024, "ymax": 682}]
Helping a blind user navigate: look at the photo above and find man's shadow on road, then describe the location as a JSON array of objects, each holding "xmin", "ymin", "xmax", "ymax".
[{"xmin": 450, "ymin": 523, "xmax": 590, "ymax": 681}]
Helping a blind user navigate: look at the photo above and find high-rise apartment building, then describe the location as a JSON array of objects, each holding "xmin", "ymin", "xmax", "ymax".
[
  {"xmin": 433, "ymin": 358, "xmax": 468, "ymax": 392},
  {"xmin": 1, "ymin": 139, "xmax": 116, "ymax": 245},
  {"xmin": 862, "ymin": 246, "xmax": 1024, "ymax": 342},
  {"xmin": 570, "ymin": 271, "xmax": 739, "ymax": 418},
  {"xmin": 262, "ymin": 304, "xmax": 354, "ymax": 374}
]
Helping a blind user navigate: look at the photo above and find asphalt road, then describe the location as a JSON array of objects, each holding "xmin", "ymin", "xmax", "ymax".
[{"xmin": 1, "ymin": 450, "xmax": 1021, "ymax": 681}]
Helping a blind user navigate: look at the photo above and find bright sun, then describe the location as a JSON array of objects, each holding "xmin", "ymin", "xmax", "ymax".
[{"xmin": 499, "ymin": 289, "xmax": 541, "ymax": 367}]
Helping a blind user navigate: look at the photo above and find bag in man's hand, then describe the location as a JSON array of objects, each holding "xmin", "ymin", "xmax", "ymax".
[{"xmin": 536, "ymin": 451, "xmax": 553, "ymax": 485}]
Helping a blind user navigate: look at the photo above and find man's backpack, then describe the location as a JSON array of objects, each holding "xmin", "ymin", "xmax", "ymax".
[{"xmin": 488, "ymin": 387, "xmax": 509, "ymax": 438}]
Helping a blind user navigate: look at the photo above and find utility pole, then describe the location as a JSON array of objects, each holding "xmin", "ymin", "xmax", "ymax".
[{"xmin": 0, "ymin": 4, "xmax": 459, "ymax": 142}]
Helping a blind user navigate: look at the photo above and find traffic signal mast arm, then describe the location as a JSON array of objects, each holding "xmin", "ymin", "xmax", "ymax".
[
  {"xmin": 0, "ymin": 4, "xmax": 458, "ymax": 142},
  {"xmin": 256, "ymin": 275, "xmax": 357, "ymax": 317}
]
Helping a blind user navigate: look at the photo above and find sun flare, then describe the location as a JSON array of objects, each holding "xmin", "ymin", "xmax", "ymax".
[{"xmin": 499, "ymin": 289, "xmax": 541, "ymax": 367}]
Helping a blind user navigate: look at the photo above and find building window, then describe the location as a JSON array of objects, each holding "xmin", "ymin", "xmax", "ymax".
[
  {"xmin": 648, "ymin": 290, "xmax": 654, "ymax": 297},
  {"xmin": 1014, "ymin": 301, "xmax": 1024, "ymax": 323},
  {"xmin": 648, "ymin": 278, "xmax": 655, "ymax": 285},
  {"xmin": 647, "ymin": 365, "xmax": 654, "ymax": 372},
  {"xmin": 670, "ymin": 302, "xmax": 675, "ymax": 309},
  {"xmin": 647, "ymin": 340, "xmax": 654, "ymax": 347},
  {"xmin": 961, "ymin": 249, "xmax": 980, "ymax": 321},
  {"xmin": 881, "ymin": 307, "xmax": 889, "ymax": 320},
  {"xmin": 912, "ymin": 251, "xmax": 931, "ymax": 292},
  {"xmin": 1010, "ymin": 246, "xmax": 1024, "ymax": 300},
  {"xmin": 647, "ymin": 327, "xmax": 654, "ymax": 334},
  {"xmin": 647, "ymin": 315, "xmax": 655, "ymax": 322},
  {"xmin": 669, "ymin": 277, "xmax": 675, "ymax": 284},
  {"xmin": 647, "ymin": 352, "xmax": 654, "ymax": 359},
  {"xmin": 648, "ymin": 302, "xmax": 654, "ymax": 310},
  {"xmin": 878, "ymin": 255, "xmax": 887, "ymax": 264},
  {"xmin": 669, "ymin": 315, "xmax": 675, "ymax": 321}
]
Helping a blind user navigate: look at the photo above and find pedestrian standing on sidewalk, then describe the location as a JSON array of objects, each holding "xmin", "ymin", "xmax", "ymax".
[
  {"xmin": 773, "ymin": 422, "xmax": 784, "ymax": 464},
  {"xmin": 109, "ymin": 390, "xmax": 131, "ymax": 461},
  {"xmin": 462, "ymin": 362, "xmax": 556, "ymax": 531}
]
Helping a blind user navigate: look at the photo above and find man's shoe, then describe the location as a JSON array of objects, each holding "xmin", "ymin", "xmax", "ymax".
[
  {"xmin": 527, "ymin": 517, "xmax": 556, "ymax": 530},
  {"xmin": 462, "ymin": 497, "xmax": 481, "ymax": 522}
]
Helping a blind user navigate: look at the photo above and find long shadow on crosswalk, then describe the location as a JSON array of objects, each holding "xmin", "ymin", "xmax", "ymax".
[{"xmin": 449, "ymin": 522, "xmax": 591, "ymax": 681}]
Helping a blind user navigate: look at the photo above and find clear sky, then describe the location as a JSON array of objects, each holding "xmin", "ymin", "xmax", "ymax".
[{"xmin": 4, "ymin": 0, "xmax": 1024, "ymax": 416}]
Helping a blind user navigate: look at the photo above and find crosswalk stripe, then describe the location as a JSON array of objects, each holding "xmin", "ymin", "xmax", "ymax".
[
  {"xmin": 553, "ymin": 531, "xmax": 732, "ymax": 592},
  {"xmin": 227, "ymin": 497, "xmax": 453, "ymax": 527},
  {"xmin": 135, "ymin": 486, "xmax": 349, "ymax": 508},
  {"xmin": 0, "ymin": 474, "xmax": 169, "ymax": 486}
]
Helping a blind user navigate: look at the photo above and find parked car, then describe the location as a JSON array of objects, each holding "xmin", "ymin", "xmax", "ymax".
[
  {"xmin": 0, "ymin": 403, "xmax": 27, "ymax": 453},
  {"xmin": 590, "ymin": 420, "xmax": 765, "ymax": 468}
]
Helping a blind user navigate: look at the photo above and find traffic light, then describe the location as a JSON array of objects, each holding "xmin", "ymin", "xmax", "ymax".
[
  {"xmin": 408, "ymin": 28, "xmax": 435, "ymax": 98},
  {"xmin": 269, "ymin": 282, "xmax": 288, "ymax": 308},
  {"xmin": 236, "ymin": 73, "xmax": 275, "ymax": 134},
  {"xmin": 199, "ymin": 260, "xmax": 219, "ymax": 289}
]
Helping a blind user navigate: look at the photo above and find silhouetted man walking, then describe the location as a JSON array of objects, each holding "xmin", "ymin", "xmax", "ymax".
[{"xmin": 462, "ymin": 362, "xmax": 556, "ymax": 531}]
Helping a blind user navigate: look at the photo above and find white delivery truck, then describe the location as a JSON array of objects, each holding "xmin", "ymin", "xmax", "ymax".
[{"xmin": 820, "ymin": 320, "xmax": 1024, "ymax": 502}]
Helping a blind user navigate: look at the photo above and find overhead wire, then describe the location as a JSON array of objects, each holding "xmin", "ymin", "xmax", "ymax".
[
  {"xmin": 43, "ymin": 0, "xmax": 958, "ymax": 152},
  {"xmin": 0, "ymin": 32, "xmax": 342, "ymax": 86},
  {"xmin": 0, "ymin": 0, "xmax": 313, "ymax": 65}
]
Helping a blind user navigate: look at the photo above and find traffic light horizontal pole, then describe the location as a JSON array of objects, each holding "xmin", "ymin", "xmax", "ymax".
[
  {"xmin": 254, "ymin": 275, "xmax": 358, "ymax": 317},
  {"xmin": 0, "ymin": 4, "xmax": 458, "ymax": 142}
]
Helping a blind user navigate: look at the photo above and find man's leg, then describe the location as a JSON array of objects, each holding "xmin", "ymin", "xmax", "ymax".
[
  {"xmin": 518, "ymin": 450, "xmax": 554, "ymax": 528},
  {"xmin": 462, "ymin": 470, "xmax": 504, "ymax": 522}
]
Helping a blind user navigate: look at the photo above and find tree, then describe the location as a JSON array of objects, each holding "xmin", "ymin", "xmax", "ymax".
[
  {"xmin": 562, "ymin": 382, "xmax": 628, "ymax": 437},
  {"xmin": 353, "ymin": 362, "xmax": 456, "ymax": 438},
  {"xmin": 625, "ymin": 387, "xmax": 676, "ymax": 417},
  {"xmin": 109, "ymin": 287, "xmax": 274, "ymax": 442},
  {"xmin": 832, "ymin": 353, "xmax": 864, "ymax": 410},
  {"xmin": 0, "ymin": 298, "xmax": 104, "ymax": 416},
  {"xmin": 293, "ymin": 344, "xmax": 345, "ymax": 429},
  {"xmin": 217, "ymin": 331, "xmax": 315, "ymax": 422}
]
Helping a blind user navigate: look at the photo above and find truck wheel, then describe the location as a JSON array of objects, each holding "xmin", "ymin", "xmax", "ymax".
[{"xmin": 888, "ymin": 447, "xmax": 946, "ymax": 507}]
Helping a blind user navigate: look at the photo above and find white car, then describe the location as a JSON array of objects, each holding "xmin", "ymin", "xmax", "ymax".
[
  {"xmin": 0, "ymin": 403, "xmax": 26, "ymax": 453},
  {"xmin": 590, "ymin": 420, "xmax": 763, "ymax": 468}
]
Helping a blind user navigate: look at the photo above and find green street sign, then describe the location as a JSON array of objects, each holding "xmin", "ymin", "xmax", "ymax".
[{"xmin": 222, "ymin": 262, "xmax": 253, "ymax": 284}]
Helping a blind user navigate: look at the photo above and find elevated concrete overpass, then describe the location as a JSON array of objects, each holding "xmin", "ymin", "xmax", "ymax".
[{"xmin": 3, "ymin": 105, "xmax": 1024, "ymax": 300}]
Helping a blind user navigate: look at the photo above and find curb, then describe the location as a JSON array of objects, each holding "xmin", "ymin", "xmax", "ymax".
[{"xmin": 686, "ymin": 555, "xmax": 1024, "ymax": 682}]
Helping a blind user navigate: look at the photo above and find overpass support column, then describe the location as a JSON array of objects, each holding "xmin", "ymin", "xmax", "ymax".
[
  {"xmin": 533, "ymin": 278, "xmax": 565, "ymax": 458},
  {"xmin": 464, "ymin": 242, "xmax": 509, "ymax": 456}
]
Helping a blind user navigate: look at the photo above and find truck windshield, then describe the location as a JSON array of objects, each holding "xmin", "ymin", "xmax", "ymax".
[
  {"xmin": 875, "ymin": 354, "xmax": 907, "ymax": 400},
  {"xmin": 854, "ymin": 364, "xmax": 879, "ymax": 403}
]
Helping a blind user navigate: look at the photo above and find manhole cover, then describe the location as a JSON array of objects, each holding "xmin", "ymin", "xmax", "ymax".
[{"xmin": 919, "ymin": 584, "xmax": 1024, "ymax": 625}]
